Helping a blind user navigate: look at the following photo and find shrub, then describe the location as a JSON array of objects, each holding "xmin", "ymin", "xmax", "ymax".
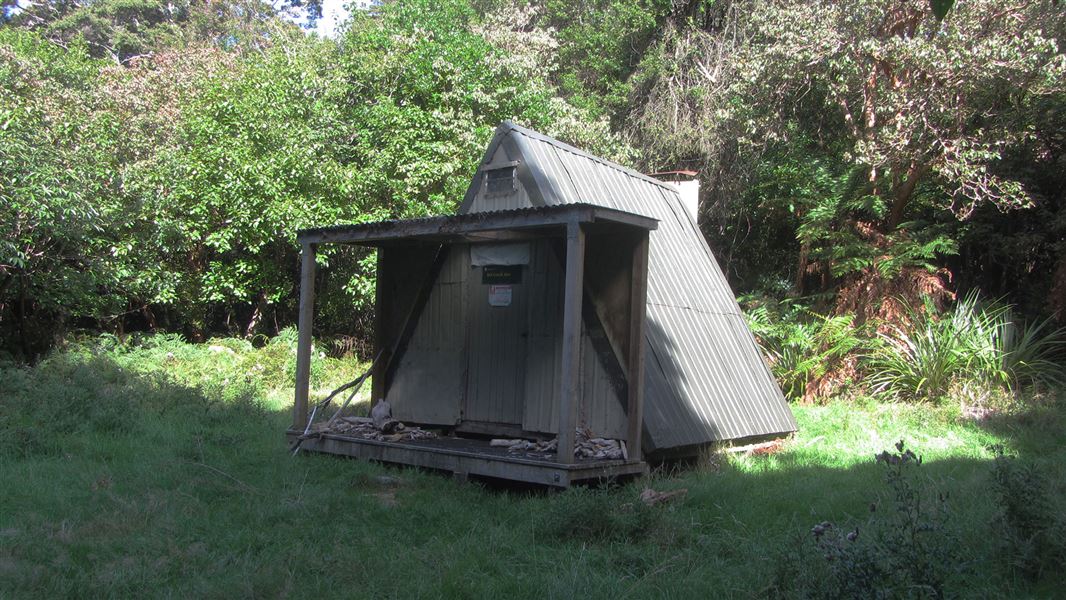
[
  {"xmin": 869, "ymin": 315, "xmax": 964, "ymax": 402},
  {"xmin": 994, "ymin": 313, "xmax": 1065, "ymax": 391},
  {"xmin": 769, "ymin": 441, "xmax": 960, "ymax": 599},
  {"xmin": 869, "ymin": 294, "xmax": 1064, "ymax": 402},
  {"xmin": 744, "ymin": 297, "xmax": 868, "ymax": 401}
]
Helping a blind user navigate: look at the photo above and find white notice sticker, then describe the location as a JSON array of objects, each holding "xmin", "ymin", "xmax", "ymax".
[{"xmin": 489, "ymin": 285, "xmax": 513, "ymax": 307}]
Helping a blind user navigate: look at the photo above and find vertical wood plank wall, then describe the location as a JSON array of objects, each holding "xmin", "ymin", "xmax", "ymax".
[
  {"xmin": 464, "ymin": 251, "xmax": 529, "ymax": 425},
  {"xmin": 522, "ymin": 241, "xmax": 627, "ymax": 439},
  {"xmin": 389, "ymin": 248, "xmax": 467, "ymax": 425}
]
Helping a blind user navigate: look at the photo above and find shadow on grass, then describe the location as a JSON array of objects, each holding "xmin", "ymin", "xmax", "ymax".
[{"xmin": 972, "ymin": 398, "xmax": 1066, "ymax": 460}]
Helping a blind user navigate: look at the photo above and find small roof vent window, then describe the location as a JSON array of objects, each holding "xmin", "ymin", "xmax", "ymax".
[{"xmin": 485, "ymin": 166, "xmax": 516, "ymax": 197}]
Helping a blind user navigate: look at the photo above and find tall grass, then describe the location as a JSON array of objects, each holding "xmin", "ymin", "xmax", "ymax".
[{"xmin": 1, "ymin": 334, "xmax": 1064, "ymax": 596}]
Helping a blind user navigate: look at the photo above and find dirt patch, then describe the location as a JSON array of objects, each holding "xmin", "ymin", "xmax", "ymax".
[{"xmin": 372, "ymin": 490, "xmax": 398, "ymax": 508}]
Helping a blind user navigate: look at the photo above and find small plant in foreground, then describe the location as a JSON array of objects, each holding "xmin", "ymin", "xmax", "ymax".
[{"xmin": 769, "ymin": 441, "xmax": 958, "ymax": 599}]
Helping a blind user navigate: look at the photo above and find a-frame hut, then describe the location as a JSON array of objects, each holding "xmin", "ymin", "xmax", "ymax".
[
  {"xmin": 457, "ymin": 122, "xmax": 797, "ymax": 453},
  {"xmin": 289, "ymin": 123, "xmax": 795, "ymax": 486}
]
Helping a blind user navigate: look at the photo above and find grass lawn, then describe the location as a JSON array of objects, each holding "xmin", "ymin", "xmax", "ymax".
[{"xmin": 1, "ymin": 335, "xmax": 1063, "ymax": 598}]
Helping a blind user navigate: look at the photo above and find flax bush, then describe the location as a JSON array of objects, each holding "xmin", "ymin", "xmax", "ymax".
[{"xmin": 869, "ymin": 294, "xmax": 1064, "ymax": 402}]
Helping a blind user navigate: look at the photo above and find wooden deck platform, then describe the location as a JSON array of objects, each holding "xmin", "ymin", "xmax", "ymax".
[{"xmin": 286, "ymin": 430, "xmax": 647, "ymax": 488}]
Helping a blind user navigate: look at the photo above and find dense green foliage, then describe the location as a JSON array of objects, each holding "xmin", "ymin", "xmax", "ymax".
[
  {"xmin": 0, "ymin": 336, "xmax": 1063, "ymax": 596},
  {"xmin": 745, "ymin": 292, "xmax": 1064, "ymax": 403},
  {"xmin": 0, "ymin": 0, "xmax": 624, "ymax": 355},
  {"xmin": 2, "ymin": 0, "xmax": 1064, "ymax": 395},
  {"xmin": 625, "ymin": 0, "xmax": 1065, "ymax": 321}
]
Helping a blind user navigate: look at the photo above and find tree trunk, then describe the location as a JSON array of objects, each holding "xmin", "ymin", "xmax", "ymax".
[
  {"xmin": 17, "ymin": 275, "xmax": 29, "ymax": 359},
  {"xmin": 245, "ymin": 290, "xmax": 268, "ymax": 339},
  {"xmin": 141, "ymin": 304, "xmax": 158, "ymax": 330},
  {"xmin": 795, "ymin": 242, "xmax": 810, "ymax": 296},
  {"xmin": 886, "ymin": 162, "xmax": 925, "ymax": 231}
]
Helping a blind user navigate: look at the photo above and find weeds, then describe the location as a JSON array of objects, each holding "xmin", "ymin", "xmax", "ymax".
[{"xmin": 535, "ymin": 486, "xmax": 666, "ymax": 544}]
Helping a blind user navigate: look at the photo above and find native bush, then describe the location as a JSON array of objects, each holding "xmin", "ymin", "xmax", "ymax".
[
  {"xmin": 868, "ymin": 315, "xmax": 965, "ymax": 403},
  {"xmin": 994, "ymin": 313, "xmax": 1066, "ymax": 391},
  {"xmin": 744, "ymin": 296, "xmax": 869, "ymax": 401},
  {"xmin": 870, "ymin": 294, "xmax": 1064, "ymax": 402}
]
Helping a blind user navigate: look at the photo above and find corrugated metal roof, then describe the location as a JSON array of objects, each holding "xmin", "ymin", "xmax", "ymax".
[{"xmin": 460, "ymin": 122, "xmax": 797, "ymax": 450}]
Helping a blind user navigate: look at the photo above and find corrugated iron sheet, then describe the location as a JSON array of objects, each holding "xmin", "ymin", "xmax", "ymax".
[{"xmin": 461, "ymin": 122, "xmax": 797, "ymax": 450}]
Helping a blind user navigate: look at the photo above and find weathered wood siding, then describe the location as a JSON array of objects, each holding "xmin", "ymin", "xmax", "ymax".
[
  {"xmin": 389, "ymin": 236, "xmax": 627, "ymax": 438},
  {"xmin": 463, "ymin": 255, "xmax": 529, "ymax": 425},
  {"xmin": 388, "ymin": 247, "xmax": 467, "ymax": 425}
]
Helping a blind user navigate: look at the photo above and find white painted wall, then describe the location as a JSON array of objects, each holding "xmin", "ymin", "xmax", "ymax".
[{"xmin": 673, "ymin": 178, "xmax": 700, "ymax": 222}]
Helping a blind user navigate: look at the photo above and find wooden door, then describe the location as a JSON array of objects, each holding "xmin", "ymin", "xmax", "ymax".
[{"xmin": 463, "ymin": 258, "xmax": 528, "ymax": 425}]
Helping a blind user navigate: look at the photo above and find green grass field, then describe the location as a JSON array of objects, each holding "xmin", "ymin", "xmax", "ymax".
[{"xmin": 1, "ymin": 335, "xmax": 1063, "ymax": 598}]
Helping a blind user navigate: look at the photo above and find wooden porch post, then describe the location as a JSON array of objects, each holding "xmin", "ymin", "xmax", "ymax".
[
  {"xmin": 372, "ymin": 247, "xmax": 389, "ymax": 402},
  {"xmin": 626, "ymin": 232, "xmax": 650, "ymax": 461},
  {"xmin": 557, "ymin": 221, "xmax": 585, "ymax": 464},
  {"xmin": 293, "ymin": 243, "xmax": 317, "ymax": 430}
]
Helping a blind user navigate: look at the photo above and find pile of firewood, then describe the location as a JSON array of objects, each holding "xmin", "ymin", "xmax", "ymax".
[
  {"xmin": 327, "ymin": 416, "xmax": 437, "ymax": 442},
  {"xmin": 490, "ymin": 428, "xmax": 627, "ymax": 461}
]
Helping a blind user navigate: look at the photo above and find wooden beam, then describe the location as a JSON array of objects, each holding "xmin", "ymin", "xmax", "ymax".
[
  {"xmin": 287, "ymin": 432, "xmax": 648, "ymax": 488},
  {"xmin": 588, "ymin": 207, "xmax": 660, "ymax": 231},
  {"xmin": 557, "ymin": 221, "xmax": 585, "ymax": 464},
  {"xmin": 455, "ymin": 231, "xmax": 554, "ymax": 243},
  {"xmin": 293, "ymin": 243, "xmax": 317, "ymax": 430},
  {"xmin": 296, "ymin": 203, "xmax": 657, "ymax": 246},
  {"xmin": 626, "ymin": 232, "xmax": 650, "ymax": 461}
]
